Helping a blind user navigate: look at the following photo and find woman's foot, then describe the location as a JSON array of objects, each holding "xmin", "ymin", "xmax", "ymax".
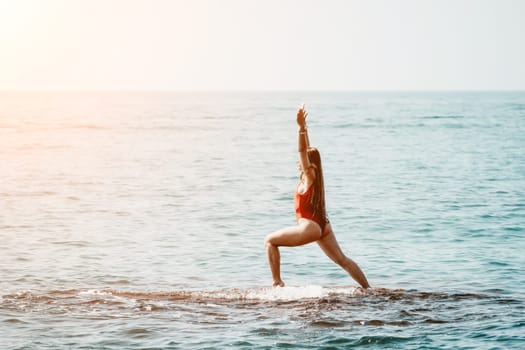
[
  {"xmin": 272, "ymin": 280, "xmax": 285, "ymax": 287},
  {"xmin": 353, "ymin": 286, "xmax": 368, "ymax": 296}
]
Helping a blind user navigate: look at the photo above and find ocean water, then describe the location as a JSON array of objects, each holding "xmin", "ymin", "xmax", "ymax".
[{"xmin": 1, "ymin": 91, "xmax": 524, "ymax": 349}]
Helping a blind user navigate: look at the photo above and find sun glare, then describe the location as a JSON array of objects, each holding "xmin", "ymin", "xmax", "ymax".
[{"xmin": 0, "ymin": 1, "xmax": 45, "ymax": 44}]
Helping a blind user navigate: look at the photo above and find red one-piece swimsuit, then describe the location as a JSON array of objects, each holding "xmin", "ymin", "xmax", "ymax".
[{"xmin": 294, "ymin": 184, "xmax": 329, "ymax": 234}]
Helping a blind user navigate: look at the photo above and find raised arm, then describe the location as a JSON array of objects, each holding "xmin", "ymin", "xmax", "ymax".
[
  {"xmin": 304, "ymin": 121, "xmax": 311, "ymax": 149},
  {"xmin": 297, "ymin": 106, "xmax": 314, "ymax": 183}
]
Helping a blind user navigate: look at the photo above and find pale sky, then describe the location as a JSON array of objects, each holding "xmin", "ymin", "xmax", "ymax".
[{"xmin": 0, "ymin": 0, "xmax": 524, "ymax": 91}]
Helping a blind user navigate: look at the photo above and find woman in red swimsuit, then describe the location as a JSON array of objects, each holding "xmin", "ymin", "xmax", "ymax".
[{"xmin": 264, "ymin": 105, "xmax": 370, "ymax": 289}]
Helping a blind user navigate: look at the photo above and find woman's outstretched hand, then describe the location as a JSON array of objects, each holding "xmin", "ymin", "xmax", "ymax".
[{"xmin": 296, "ymin": 105, "xmax": 308, "ymax": 129}]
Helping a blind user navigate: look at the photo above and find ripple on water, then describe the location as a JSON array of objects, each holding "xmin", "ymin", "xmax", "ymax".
[
  {"xmin": 3, "ymin": 318, "xmax": 28, "ymax": 324},
  {"xmin": 125, "ymin": 328, "xmax": 152, "ymax": 338}
]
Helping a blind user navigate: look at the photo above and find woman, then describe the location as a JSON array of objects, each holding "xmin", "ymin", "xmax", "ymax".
[{"xmin": 264, "ymin": 105, "xmax": 370, "ymax": 288}]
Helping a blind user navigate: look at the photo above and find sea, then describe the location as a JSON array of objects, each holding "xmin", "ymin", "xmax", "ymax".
[{"xmin": 1, "ymin": 91, "xmax": 524, "ymax": 349}]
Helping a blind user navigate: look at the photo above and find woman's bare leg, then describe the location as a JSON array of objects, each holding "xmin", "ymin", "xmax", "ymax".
[
  {"xmin": 265, "ymin": 243, "xmax": 284, "ymax": 287},
  {"xmin": 317, "ymin": 225, "xmax": 370, "ymax": 288},
  {"xmin": 265, "ymin": 220, "xmax": 322, "ymax": 287}
]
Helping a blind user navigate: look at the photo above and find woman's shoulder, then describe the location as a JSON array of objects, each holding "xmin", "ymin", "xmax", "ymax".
[
  {"xmin": 304, "ymin": 165, "xmax": 317, "ymax": 181},
  {"xmin": 302, "ymin": 168, "xmax": 316, "ymax": 191}
]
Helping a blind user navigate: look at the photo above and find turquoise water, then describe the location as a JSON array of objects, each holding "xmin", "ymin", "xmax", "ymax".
[{"xmin": 1, "ymin": 91, "xmax": 524, "ymax": 349}]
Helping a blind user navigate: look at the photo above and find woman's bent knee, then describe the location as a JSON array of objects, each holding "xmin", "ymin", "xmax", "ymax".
[{"xmin": 264, "ymin": 235, "xmax": 275, "ymax": 248}]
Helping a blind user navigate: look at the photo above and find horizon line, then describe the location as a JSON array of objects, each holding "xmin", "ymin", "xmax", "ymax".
[{"xmin": 1, "ymin": 88, "xmax": 524, "ymax": 94}]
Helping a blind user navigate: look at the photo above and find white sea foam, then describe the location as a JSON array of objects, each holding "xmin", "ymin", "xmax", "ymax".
[
  {"xmin": 78, "ymin": 289, "xmax": 112, "ymax": 296},
  {"xmin": 243, "ymin": 285, "xmax": 358, "ymax": 301}
]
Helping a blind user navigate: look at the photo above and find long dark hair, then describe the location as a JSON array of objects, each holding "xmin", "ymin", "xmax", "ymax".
[{"xmin": 307, "ymin": 147, "xmax": 327, "ymax": 225}]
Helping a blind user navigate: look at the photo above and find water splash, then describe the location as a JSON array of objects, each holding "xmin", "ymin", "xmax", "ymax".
[{"xmin": 1, "ymin": 286, "xmax": 501, "ymax": 314}]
